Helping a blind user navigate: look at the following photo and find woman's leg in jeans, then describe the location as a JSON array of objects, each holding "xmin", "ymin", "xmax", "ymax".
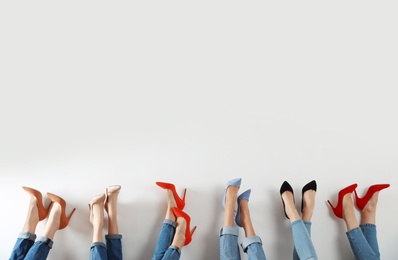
[
  {"xmin": 9, "ymin": 194, "xmax": 41, "ymax": 260},
  {"xmin": 106, "ymin": 186, "xmax": 123, "ymax": 260},
  {"xmin": 239, "ymin": 198, "xmax": 266, "ymax": 260},
  {"xmin": 152, "ymin": 189, "xmax": 178, "ymax": 260},
  {"xmin": 220, "ymin": 183, "xmax": 241, "ymax": 260},
  {"xmin": 24, "ymin": 202, "xmax": 63, "ymax": 260},
  {"xmin": 343, "ymin": 193, "xmax": 378, "ymax": 260},
  {"xmin": 89, "ymin": 194, "xmax": 107, "ymax": 260},
  {"xmin": 282, "ymin": 189, "xmax": 317, "ymax": 260},
  {"xmin": 162, "ymin": 215, "xmax": 189, "ymax": 260}
]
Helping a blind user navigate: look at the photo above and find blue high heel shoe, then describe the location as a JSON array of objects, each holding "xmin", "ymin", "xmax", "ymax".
[
  {"xmin": 222, "ymin": 178, "xmax": 242, "ymax": 208},
  {"xmin": 235, "ymin": 189, "xmax": 251, "ymax": 227}
]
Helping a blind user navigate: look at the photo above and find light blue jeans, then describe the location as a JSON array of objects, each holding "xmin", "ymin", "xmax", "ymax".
[
  {"xmin": 152, "ymin": 220, "xmax": 181, "ymax": 260},
  {"xmin": 291, "ymin": 220, "xmax": 317, "ymax": 260},
  {"xmin": 90, "ymin": 234, "xmax": 123, "ymax": 260},
  {"xmin": 220, "ymin": 226, "xmax": 267, "ymax": 260},
  {"xmin": 9, "ymin": 232, "xmax": 53, "ymax": 260},
  {"xmin": 346, "ymin": 224, "xmax": 380, "ymax": 260}
]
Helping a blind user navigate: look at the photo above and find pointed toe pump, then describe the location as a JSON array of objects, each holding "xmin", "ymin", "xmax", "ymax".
[
  {"xmin": 22, "ymin": 186, "xmax": 51, "ymax": 221},
  {"xmin": 222, "ymin": 178, "xmax": 242, "ymax": 208},
  {"xmin": 88, "ymin": 193, "xmax": 106, "ymax": 224},
  {"xmin": 156, "ymin": 182, "xmax": 186, "ymax": 210},
  {"xmin": 280, "ymin": 181, "xmax": 294, "ymax": 219},
  {"xmin": 105, "ymin": 185, "xmax": 121, "ymax": 212},
  {"xmin": 301, "ymin": 180, "xmax": 317, "ymax": 212},
  {"xmin": 172, "ymin": 207, "xmax": 197, "ymax": 246},
  {"xmin": 235, "ymin": 189, "xmax": 251, "ymax": 227},
  {"xmin": 47, "ymin": 192, "xmax": 76, "ymax": 230},
  {"xmin": 327, "ymin": 183, "xmax": 357, "ymax": 219},
  {"xmin": 354, "ymin": 184, "xmax": 390, "ymax": 210}
]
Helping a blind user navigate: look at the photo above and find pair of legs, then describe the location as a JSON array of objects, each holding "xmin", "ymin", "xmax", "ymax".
[
  {"xmin": 152, "ymin": 188, "xmax": 193, "ymax": 260},
  {"xmin": 280, "ymin": 181, "xmax": 318, "ymax": 260},
  {"xmin": 10, "ymin": 187, "xmax": 75, "ymax": 260},
  {"xmin": 220, "ymin": 180, "xmax": 266, "ymax": 260},
  {"xmin": 341, "ymin": 191, "xmax": 381, "ymax": 260},
  {"xmin": 89, "ymin": 185, "xmax": 122, "ymax": 260}
]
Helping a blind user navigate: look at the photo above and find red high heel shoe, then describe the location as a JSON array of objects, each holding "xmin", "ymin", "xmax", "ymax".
[
  {"xmin": 47, "ymin": 192, "xmax": 76, "ymax": 230},
  {"xmin": 327, "ymin": 184, "xmax": 357, "ymax": 218},
  {"xmin": 354, "ymin": 184, "xmax": 390, "ymax": 210},
  {"xmin": 156, "ymin": 182, "xmax": 186, "ymax": 210},
  {"xmin": 22, "ymin": 186, "xmax": 52, "ymax": 221},
  {"xmin": 172, "ymin": 207, "xmax": 197, "ymax": 246}
]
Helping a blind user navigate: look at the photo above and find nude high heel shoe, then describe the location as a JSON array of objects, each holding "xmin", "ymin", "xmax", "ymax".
[
  {"xmin": 105, "ymin": 185, "xmax": 121, "ymax": 212},
  {"xmin": 89, "ymin": 193, "xmax": 106, "ymax": 224},
  {"xmin": 22, "ymin": 186, "xmax": 52, "ymax": 221},
  {"xmin": 47, "ymin": 192, "xmax": 76, "ymax": 230}
]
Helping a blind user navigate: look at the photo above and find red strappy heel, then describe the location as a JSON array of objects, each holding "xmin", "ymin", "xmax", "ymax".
[
  {"xmin": 156, "ymin": 182, "xmax": 186, "ymax": 210},
  {"xmin": 327, "ymin": 184, "xmax": 357, "ymax": 218},
  {"xmin": 47, "ymin": 193, "xmax": 76, "ymax": 230},
  {"xmin": 22, "ymin": 186, "xmax": 52, "ymax": 221},
  {"xmin": 354, "ymin": 184, "xmax": 390, "ymax": 210},
  {"xmin": 172, "ymin": 207, "xmax": 197, "ymax": 246}
]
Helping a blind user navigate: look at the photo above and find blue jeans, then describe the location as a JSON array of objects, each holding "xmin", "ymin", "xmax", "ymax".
[
  {"xmin": 346, "ymin": 224, "xmax": 380, "ymax": 260},
  {"xmin": 90, "ymin": 234, "xmax": 123, "ymax": 260},
  {"xmin": 9, "ymin": 232, "xmax": 53, "ymax": 260},
  {"xmin": 291, "ymin": 220, "xmax": 317, "ymax": 260},
  {"xmin": 152, "ymin": 220, "xmax": 181, "ymax": 260},
  {"xmin": 220, "ymin": 226, "xmax": 267, "ymax": 260}
]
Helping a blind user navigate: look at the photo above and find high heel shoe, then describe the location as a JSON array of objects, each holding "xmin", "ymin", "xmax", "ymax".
[
  {"xmin": 156, "ymin": 182, "xmax": 186, "ymax": 210},
  {"xmin": 47, "ymin": 192, "xmax": 76, "ymax": 230},
  {"xmin": 105, "ymin": 185, "xmax": 121, "ymax": 212},
  {"xmin": 280, "ymin": 181, "xmax": 294, "ymax": 219},
  {"xmin": 222, "ymin": 178, "xmax": 242, "ymax": 208},
  {"xmin": 327, "ymin": 183, "xmax": 357, "ymax": 219},
  {"xmin": 354, "ymin": 184, "xmax": 390, "ymax": 210},
  {"xmin": 172, "ymin": 207, "xmax": 197, "ymax": 246},
  {"xmin": 235, "ymin": 189, "xmax": 251, "ymax": 227},
  {"xmin": 88, "ymin": 193, "xmax": 106, "ymax": 224},
  {"xmin": 301, "ymin": 180, "xmax": 317, "ymax": 212},
  {"xmin": 22, "ymin": 186, "xmax": 52, "ymax": 221}
]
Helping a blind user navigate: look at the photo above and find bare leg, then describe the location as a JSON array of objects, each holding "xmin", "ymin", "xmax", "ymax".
[
  {"xmin": 106, "ymin": 190, "xmax": 120, "ymax": 235},
  {"xmin": 42, "ymin": 203, "xmax": 61, "ymax": 240},
  {"xmin": 239, "ymin": 200, "xmax": 255, "ymax": 237},
  {"xmin": 165, "ymin": 190, "xmax": 177, "ymax": 222},
  {"xmin": 342, "ymin": 193, "xmax": 359, "ymax": 231},
  {"xmin": 360, "ymin": 192, "xmax": 378, "ymax": 225},
  {"xmin": 170, "ymin": 216, "xmax": 186, "ymax": 250},
  {"xmin": 22, "ymin": 197, "xmax": 41, "ymax": 234},
  {"xmin": 91, "ymin": 199, "xmax": 105, "ymax": 243},
  {"xmin": 281, "ymin": 191, "xmax": 300, "ymax": 222},
  {"xmin": 224, "ymin": 186, "xmax": 239, "ymax": 227},
  {"xmin": 302, "ymin": 189, "xmax": 316, "ymax": 222}
]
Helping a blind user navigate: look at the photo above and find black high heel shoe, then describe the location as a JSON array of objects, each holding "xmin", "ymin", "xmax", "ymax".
[
  {"xmin": 301, "ymin": 180, "xmax": 317, "ymax": 212},
  {"xmin": 280, "ymin": 181, "xmax": 294, "ymax": 219}
]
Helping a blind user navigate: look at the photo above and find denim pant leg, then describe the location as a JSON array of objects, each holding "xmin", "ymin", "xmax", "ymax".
[
  {"xmin": 90, "ymin": 242, "xmax": 107, "ymax": 260},
  {"xmin": 162, "ymin": 246, "xmax": 181, "ymax": 260},
  {"xmin": 220, "ymin": 226, "xmax": 241, "ymax": 260},
  {"xmin": 291, "ymin": 220, "xmax": 317, "ymax": 260},
  {"xmin": 293, "ymin": 221, "xmax": 312, "ymax": 260},
  {"xmin": 360, "ymin": 224, "xmax": 380, "ymax": 259},
  {"xmin": 241, "ymin": 236, "xmax": 267, "ymax": 260},
  {"xmin": 346, "ymin": 227, "xmax": 379, "ymax": 260},
  {"xmin": 24, "ymin": 236, "xmax": 53, "ymax": 260},
  {"xmin": 9, "ymin": 232, "xmax": 36, "ymax": 260},
  {"xmin": 152, "ymin": 220, "xmax": 177, "ymax": 260},
  {"xmin": 106, "ymin": 234, "xmax": 123, "ymax": 260}
]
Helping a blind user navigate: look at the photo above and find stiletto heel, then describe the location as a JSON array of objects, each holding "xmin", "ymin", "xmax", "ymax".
[
  {"xmin": 156, "ymin": 182, "xmax": 186, "ymax": 210},
  {"xmin": 280, "ymin": 181, "xmax": 294, "ymax": 219},
  {"xmin": 354, "ymin": 184, "xmax": 390, "ymax": 210},
  {"xmin": 88, "ymin": 193, "xmax": 106, "ymax": 224},
  {"xmin": 105, "ymin": 185, "xmax": 121, "ymax": 212},
  {"xmin": 222, "ymin": 178, "xmax": 242, "ymax": 208},
  {"xmin": 22, "ymin": 186, "xmax": 51, "ymax": 221},
  {"xmin": 327, "ymin": 183, "xmax": 357, "ymax": 219},
  {"xmin": 301, "ymin": 180, "xmax": 317, "ymax": 212},
  {"xmin": 172, "ymin": 207, "xmax": 197, "ymax": 246},
  {"xmin": 235, "ymin": 189, "xmax": 251, "ymax": 227},
  {"xmin": 47, "ymin": 192, "xmax": 76, "ymax": 230}
]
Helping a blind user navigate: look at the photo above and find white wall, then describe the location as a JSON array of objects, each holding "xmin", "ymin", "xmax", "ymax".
[{"xmin": 1, "ymin": 2, "xmax": 398, "ymax": 260}]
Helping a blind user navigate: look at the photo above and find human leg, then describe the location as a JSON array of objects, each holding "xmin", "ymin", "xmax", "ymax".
[
  {"xmin": 105, "ymin": 185, "xmax": 123, "ymax": 260},
  {"xmin": 89, "ymin": 193, "xmax": 107, "ymax": 260}
]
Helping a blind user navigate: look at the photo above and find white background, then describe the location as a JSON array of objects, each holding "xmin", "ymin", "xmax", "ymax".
[{"xmin": 1, "ymin": 2, "xmax": 398, "ymax": 260}]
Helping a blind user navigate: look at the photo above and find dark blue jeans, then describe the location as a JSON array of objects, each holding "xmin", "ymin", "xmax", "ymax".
[
  {"xmin": 9, "ymin": 232, "xmax": 53, "ymax": 260},
  {"xmin": 152, "ymin": 220, "xmax": 181, "ymax": 260},
  {"xmin": 90, "ymin": 234, "xmax": 123, "ymax": 260}
]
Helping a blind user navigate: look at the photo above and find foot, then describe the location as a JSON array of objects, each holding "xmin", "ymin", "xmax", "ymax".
[
  {"xmin": 342, "ymin": 193, "xmax": 359, "ymax": 231},
  {"xmin": 22, "ymin": 197, "xmax": 41, "ymax": 233},
  {"xmin": 302, "ymin": 189, "xmax": 316, "ymax": 222},
  {"xmin": 172, "ymin": 216, "xmax": 187, "ymax": 249},
  {"xmin": 361, "ymin": 192, "xmax": 379, "ymax": 225},
  {"xmin": 89, "ymin": 194, "xmax": 106, "ymax": 225},
  {"xmin": 42, "ymin": 203, "xmax": 62, "ymax": 240},
  {"xmin": 105, "ymin": 186, "xmax": 120, "ymax": 216},
  {"xmin": 281, "ymin": 191, "xmax": 300, "ymax": 221},
  {"xmin": 239, "ymin": 200, "xmax": 256, "ymax": 237},
  {"xmin": 224, "ymin": 186, "xmax": 239, "ymax": 226},
  {"xmin": 165, "ymin": 190, "xmax": 178, "ymax": 222}
]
